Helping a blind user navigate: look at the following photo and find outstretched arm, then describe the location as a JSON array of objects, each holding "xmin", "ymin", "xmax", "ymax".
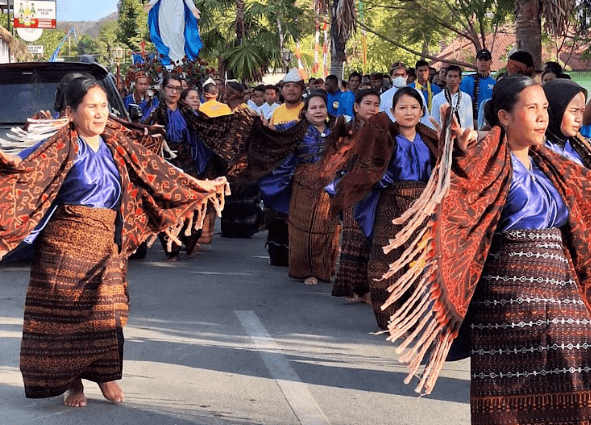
[{"xmin": 183, "ymin": 0, "xmax": 200, "ymax": 18}]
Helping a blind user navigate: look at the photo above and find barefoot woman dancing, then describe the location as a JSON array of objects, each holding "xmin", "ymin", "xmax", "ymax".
[{"xmin": 0, "ymin": 76, "xmax": 228, "ymax": 407}]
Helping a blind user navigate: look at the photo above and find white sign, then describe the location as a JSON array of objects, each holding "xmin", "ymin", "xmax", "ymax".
[
  {"xmin": 14, "ymin": 1, "xmax": 56, "ymax": 29},
  {"xmin": 26, "ymin": 45, "xmax": 44, "ymax": 55},
  {"xmin": 17, "ymin": 27, "xmax": 43, "ymax": 42}
]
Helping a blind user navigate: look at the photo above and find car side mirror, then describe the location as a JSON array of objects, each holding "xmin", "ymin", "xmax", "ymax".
[{"xmin": 128, "ymin": 104, "xmax": 143, "ymax": 122}]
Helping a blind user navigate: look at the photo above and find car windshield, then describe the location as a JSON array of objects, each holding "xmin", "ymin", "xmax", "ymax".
[
  {"xmin": 0, "ymin": 81, "xmax": 59, "ymax": 123},
  {"xmin": 0, "ymin": 69, "xmax": 117, "ymax": 125}
]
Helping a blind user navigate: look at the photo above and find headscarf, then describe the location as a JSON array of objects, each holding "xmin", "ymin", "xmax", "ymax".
[{"xmin": 543, "ymin": 79, "xmax": 588, "ymax": 146}]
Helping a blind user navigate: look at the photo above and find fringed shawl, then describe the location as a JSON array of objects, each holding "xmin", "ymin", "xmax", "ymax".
[
  {"xmin": 181, "ymin": 104, "xmax": 309, "ymax": 192},
  {"xmin": 569, "ymin": 133, "xmax": 591, "ymax": 169},
  {"xmin": 313, "ymin": 112, "xmax": 439, "ymax": 214},
  {"xmin": 381, "ymin": 125, "xmax": 591, "ymax": 395},
  {"xmin": 0, "ymin": 120, "xmax": 229, "ymax": 260}
]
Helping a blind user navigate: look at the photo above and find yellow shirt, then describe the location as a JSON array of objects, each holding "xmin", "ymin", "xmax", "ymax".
[
  {"xmin": 199, "ymin": 100, "xmax": 232, "ymax": 117},
  {"xmin": 269, "ymin": 103, "xmax": 304, "ymax": 126}
]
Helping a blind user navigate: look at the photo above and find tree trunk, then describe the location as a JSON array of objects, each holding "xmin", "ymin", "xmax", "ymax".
[
  {"xmin": 330, "ymin": 1, "xmax": 346, "ymax": 80},
  {"xmin": 515, "ymin": 0, "xmax": 542, "ymax": 70},
  {"xmin": 236, "ymin": 0, "xmax": 245, "ymax": 45}
]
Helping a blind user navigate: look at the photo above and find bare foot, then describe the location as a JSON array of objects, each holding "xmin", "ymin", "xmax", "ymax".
[
  {"xmin": 98, "ymin": 381, "xmax": 125, "ymax": 404},
  {"xmin": 64, "ymin": 379, "xmax": 87, "ymax": 408},
  {"xmin": 304, "ymin": 277, "xmax": 318, "ymax": 285},
  {"xmin": 345, "ymin": 293, "xmax": 372, "ymax": 304}
]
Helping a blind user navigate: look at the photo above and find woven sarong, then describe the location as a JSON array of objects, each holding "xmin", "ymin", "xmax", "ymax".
[
  {"xmin": 160, "ymin": 143, "xmax": 202, "ymax": 256},
  {"xmin": 368, "ymin": 181, "xmax": 425, "ymax": 330},
  {"xmin": 288, "ymin": 165, "xmax": 340, "ymax": 281},
  {"xmin": 332, "ymin": 207, "xmax": 371, "ymax": 297},
  {"xmin": 470, "ymin": 228, "xmax": 591, "ymax": 425},
  {"xmin": 221, "ymin": 184, "xmax": 262, "ymax": 238},
  {"xmin": 20, "ymin": 205, "xmax": 127, "ymax": 398},
  {"xmin": 197, "ymin": 206, "xmax": 216, "ymax": 245}
]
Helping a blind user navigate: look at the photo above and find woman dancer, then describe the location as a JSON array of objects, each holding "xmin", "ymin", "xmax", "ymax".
[
  {"xmin": 379, "ymin": 76, "xmax": 591, "ymax": 424},
  {"xmin": 0, "ymin": 76, "xmax": 227, "ymax": 407},
  {"xmin": 144, "ymin": 75, "xmax": 214, "ymax": 260},
  {"xmin": 260, "ymin": 90, "xmax": 339, "ymax": 284},
  {"xmin": 331, "ymin": 89, "xmax": 380, "ymax": 302}
]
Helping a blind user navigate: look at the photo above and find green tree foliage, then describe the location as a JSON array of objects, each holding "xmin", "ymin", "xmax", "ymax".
[
  {"xmin": 197, "ymin": 0, "xmax": 313, "ymax": 81},
  {"xmin": 117, "ymin": 0, "xmax": 150, "ymax": 50}
]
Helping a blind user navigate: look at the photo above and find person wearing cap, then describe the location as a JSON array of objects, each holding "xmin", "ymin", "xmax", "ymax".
[
  {"xmin": 460, "ymin": 48, "xmax": 496, "ymax": 128},
  {"xmin": 124, "ymin": 71, "xmax": 159, "ymax": 119},
  {"xmin": 269, "ymin": 68, "xmax": 305, "ymax": 128},
  {"xmin": 409, "ymin": 60, "xmax": 441, "ymax": 113}
]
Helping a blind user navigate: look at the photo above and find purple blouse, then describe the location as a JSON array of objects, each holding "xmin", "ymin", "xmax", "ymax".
[
  {"xmin": 497, "ymin": 154, "xmax": 568, "ymax": 232},
  {"xmin": 23, "ymin": 137, "xmax": 121, "ymax": 244},
  {"xmin": 166, "ymin": 107, "xmax": 212, "ymax": 175},
  {"xmin": 354, "ymin": 133, "xmax": 434, "ymax": 240},
  {"xmin": 545, "ymin": 139, "xmax": 584, "ymax": 166}
]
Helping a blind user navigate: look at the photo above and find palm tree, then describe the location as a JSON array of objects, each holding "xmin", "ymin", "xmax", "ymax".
[
  {"xmin": 515, "ymin": 0, "xmax": 575, "ymax": 70},
  {"xmin": 329, "ymin": 0, "xmax": 356, "ymax": 79}
]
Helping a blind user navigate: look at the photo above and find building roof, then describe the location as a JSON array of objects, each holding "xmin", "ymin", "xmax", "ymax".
[{"xmin": 430, "ymin": 26, "xmax": 591, "ymax": 72}]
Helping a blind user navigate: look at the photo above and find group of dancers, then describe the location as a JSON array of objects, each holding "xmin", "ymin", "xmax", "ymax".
[{"xmin": 3, "ymin": 64, "xmax": 591, "ymax": 425}]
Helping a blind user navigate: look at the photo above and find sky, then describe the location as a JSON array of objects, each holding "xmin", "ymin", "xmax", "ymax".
[{"xmin": 56, "ymin": 0, "xmax": 119, "ymax": 22}]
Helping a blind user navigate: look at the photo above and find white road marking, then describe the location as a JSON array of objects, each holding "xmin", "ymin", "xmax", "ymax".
[{"xmin": 235, "ymin": 310, "xmax": 331, "ymax": 425}]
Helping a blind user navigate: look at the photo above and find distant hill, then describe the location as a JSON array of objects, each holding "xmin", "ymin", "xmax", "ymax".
[{"xmin": 56, "ymin": 12, "xmax": 118, "ymax": 38}]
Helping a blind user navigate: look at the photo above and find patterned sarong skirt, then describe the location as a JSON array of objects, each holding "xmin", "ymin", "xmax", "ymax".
[
  {"xmin": 470, "ymin": 228, "xmax": 591, "ymax": 424},
  {"xmin": 332, "ymin": 207, "xmax": 371, "ymax": 298},
  {"xmin": 20, "ymin": 205, "xmax": 128, "ymax": 398},
  {"xmin": 288, "ymin": 165, "xmax": 340, "ymax": 282},
  {"xmin": 368, "ymin": 181, "xmax": 425, "ymax": 330}
]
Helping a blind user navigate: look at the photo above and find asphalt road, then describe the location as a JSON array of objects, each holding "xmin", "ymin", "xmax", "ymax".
[{"xmin": 0, "ymin": 227, "xmax": 470, "ymax": 425}]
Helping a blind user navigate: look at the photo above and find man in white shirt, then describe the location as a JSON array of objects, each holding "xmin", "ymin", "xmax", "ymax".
[
  {"xmin": 260, "ymin": 85, "xmax": 280, "ymax": 121},
  {"xmin": 430, "ymin": 65, "xmax": 473, "ymax": 129},
  {"xmin": 247, "ymin": 84, "xmax": 265, "ymax": 115},
  {"xmin": 380, "ymin": 62, "xmax": 434, "ymax": 129}
]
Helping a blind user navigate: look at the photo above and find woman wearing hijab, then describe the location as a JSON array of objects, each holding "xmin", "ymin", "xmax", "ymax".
[{"xmin": 543, "ymin": 79, "xmax": 591, "ymax": 168}]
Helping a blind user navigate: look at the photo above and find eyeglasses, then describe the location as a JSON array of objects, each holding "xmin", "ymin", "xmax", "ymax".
[{"xmin": 165, "ymin": 85, "xmax": 182, "ymax": 92}]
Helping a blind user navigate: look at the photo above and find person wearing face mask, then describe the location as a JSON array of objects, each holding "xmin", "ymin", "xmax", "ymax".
[
  {"xmin": 543, "ymin": 79, "xmax": 591, "ymax": 168},
  {"xmin": 380, "ymin": 63, "xmax": 434, "ymax": 129}
]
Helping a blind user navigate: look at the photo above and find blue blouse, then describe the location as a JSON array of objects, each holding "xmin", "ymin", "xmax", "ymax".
[
  {"xmin": 354, "ymin": 133, "xmax": 434, "ymax": 240},
  {"xmin": 166, "ymin": 107, "xmax": 212, "ymax": 175},
  {"xmin": 545, "ymin": 139, "xmax": 584, "ymax": 166},
  {"xmin": 259, "ymin": 123, "xmax": 330, "ymax": 213},
  {"xmin": 23, "ymin": 137, "xmax": 121, "ymax": 244},
  {"xmin": 497, "ymin": 154, "xmax": 569, "ymax": 232}
]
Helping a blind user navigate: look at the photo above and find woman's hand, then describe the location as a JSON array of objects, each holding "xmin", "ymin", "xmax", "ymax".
[{"xmin": 434, "ymin": 104, "xmax": 478, "ymax": 152}]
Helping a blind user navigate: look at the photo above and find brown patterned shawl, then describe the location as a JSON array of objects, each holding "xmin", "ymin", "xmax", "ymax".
[
  {"xmin": 381, "ymin": 125, "xmax": 591, "ymax": 395},
  {"xmin": 181, "ymin": 105, "xmax": 309, "ymax": 191},
  {"xmin": 312, "ymin": 112, "xmax": 439, "ymax": 214},
  {"xmin": 0, "ymin": 120, "xmax": 229, "ymax": 260}
]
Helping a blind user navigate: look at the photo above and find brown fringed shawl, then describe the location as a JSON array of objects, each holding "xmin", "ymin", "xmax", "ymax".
[
  {"xmin": 0, "ymin": 120, "xmax": 229, "ymax": 260},
  {"xmin": 380, "ymin": 125, "xmax": 591, "ymax": 395},
  {"xmin": 181, "ymin": 105, "xmax": 309, "ymax": 191},
  {"xmin": 313, "ymin": 112, "xmax": 439, "ymax": 214},
  {"xmin": 570, "ymin": 133, "xmax": 591, "ymax": 169}
]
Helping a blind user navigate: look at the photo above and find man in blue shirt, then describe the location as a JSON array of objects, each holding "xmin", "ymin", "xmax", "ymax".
[
  {"xmin": 325, "ymin": 75, "xmax": 342, "ymax": 116},
  {"xmin": 123, "ymin": 71, "xmax": 159, "ymax": 120},
  {"xmin": 409, "ymin": 60, "xmax": 441, "ymax": 114},
  {"xmin": 459, "ymin": 49, "xmax": 495, "ymax": 128},
  {"xmin": 337, "ymin": 71, "xmax": 362, "ymax": 119}
]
